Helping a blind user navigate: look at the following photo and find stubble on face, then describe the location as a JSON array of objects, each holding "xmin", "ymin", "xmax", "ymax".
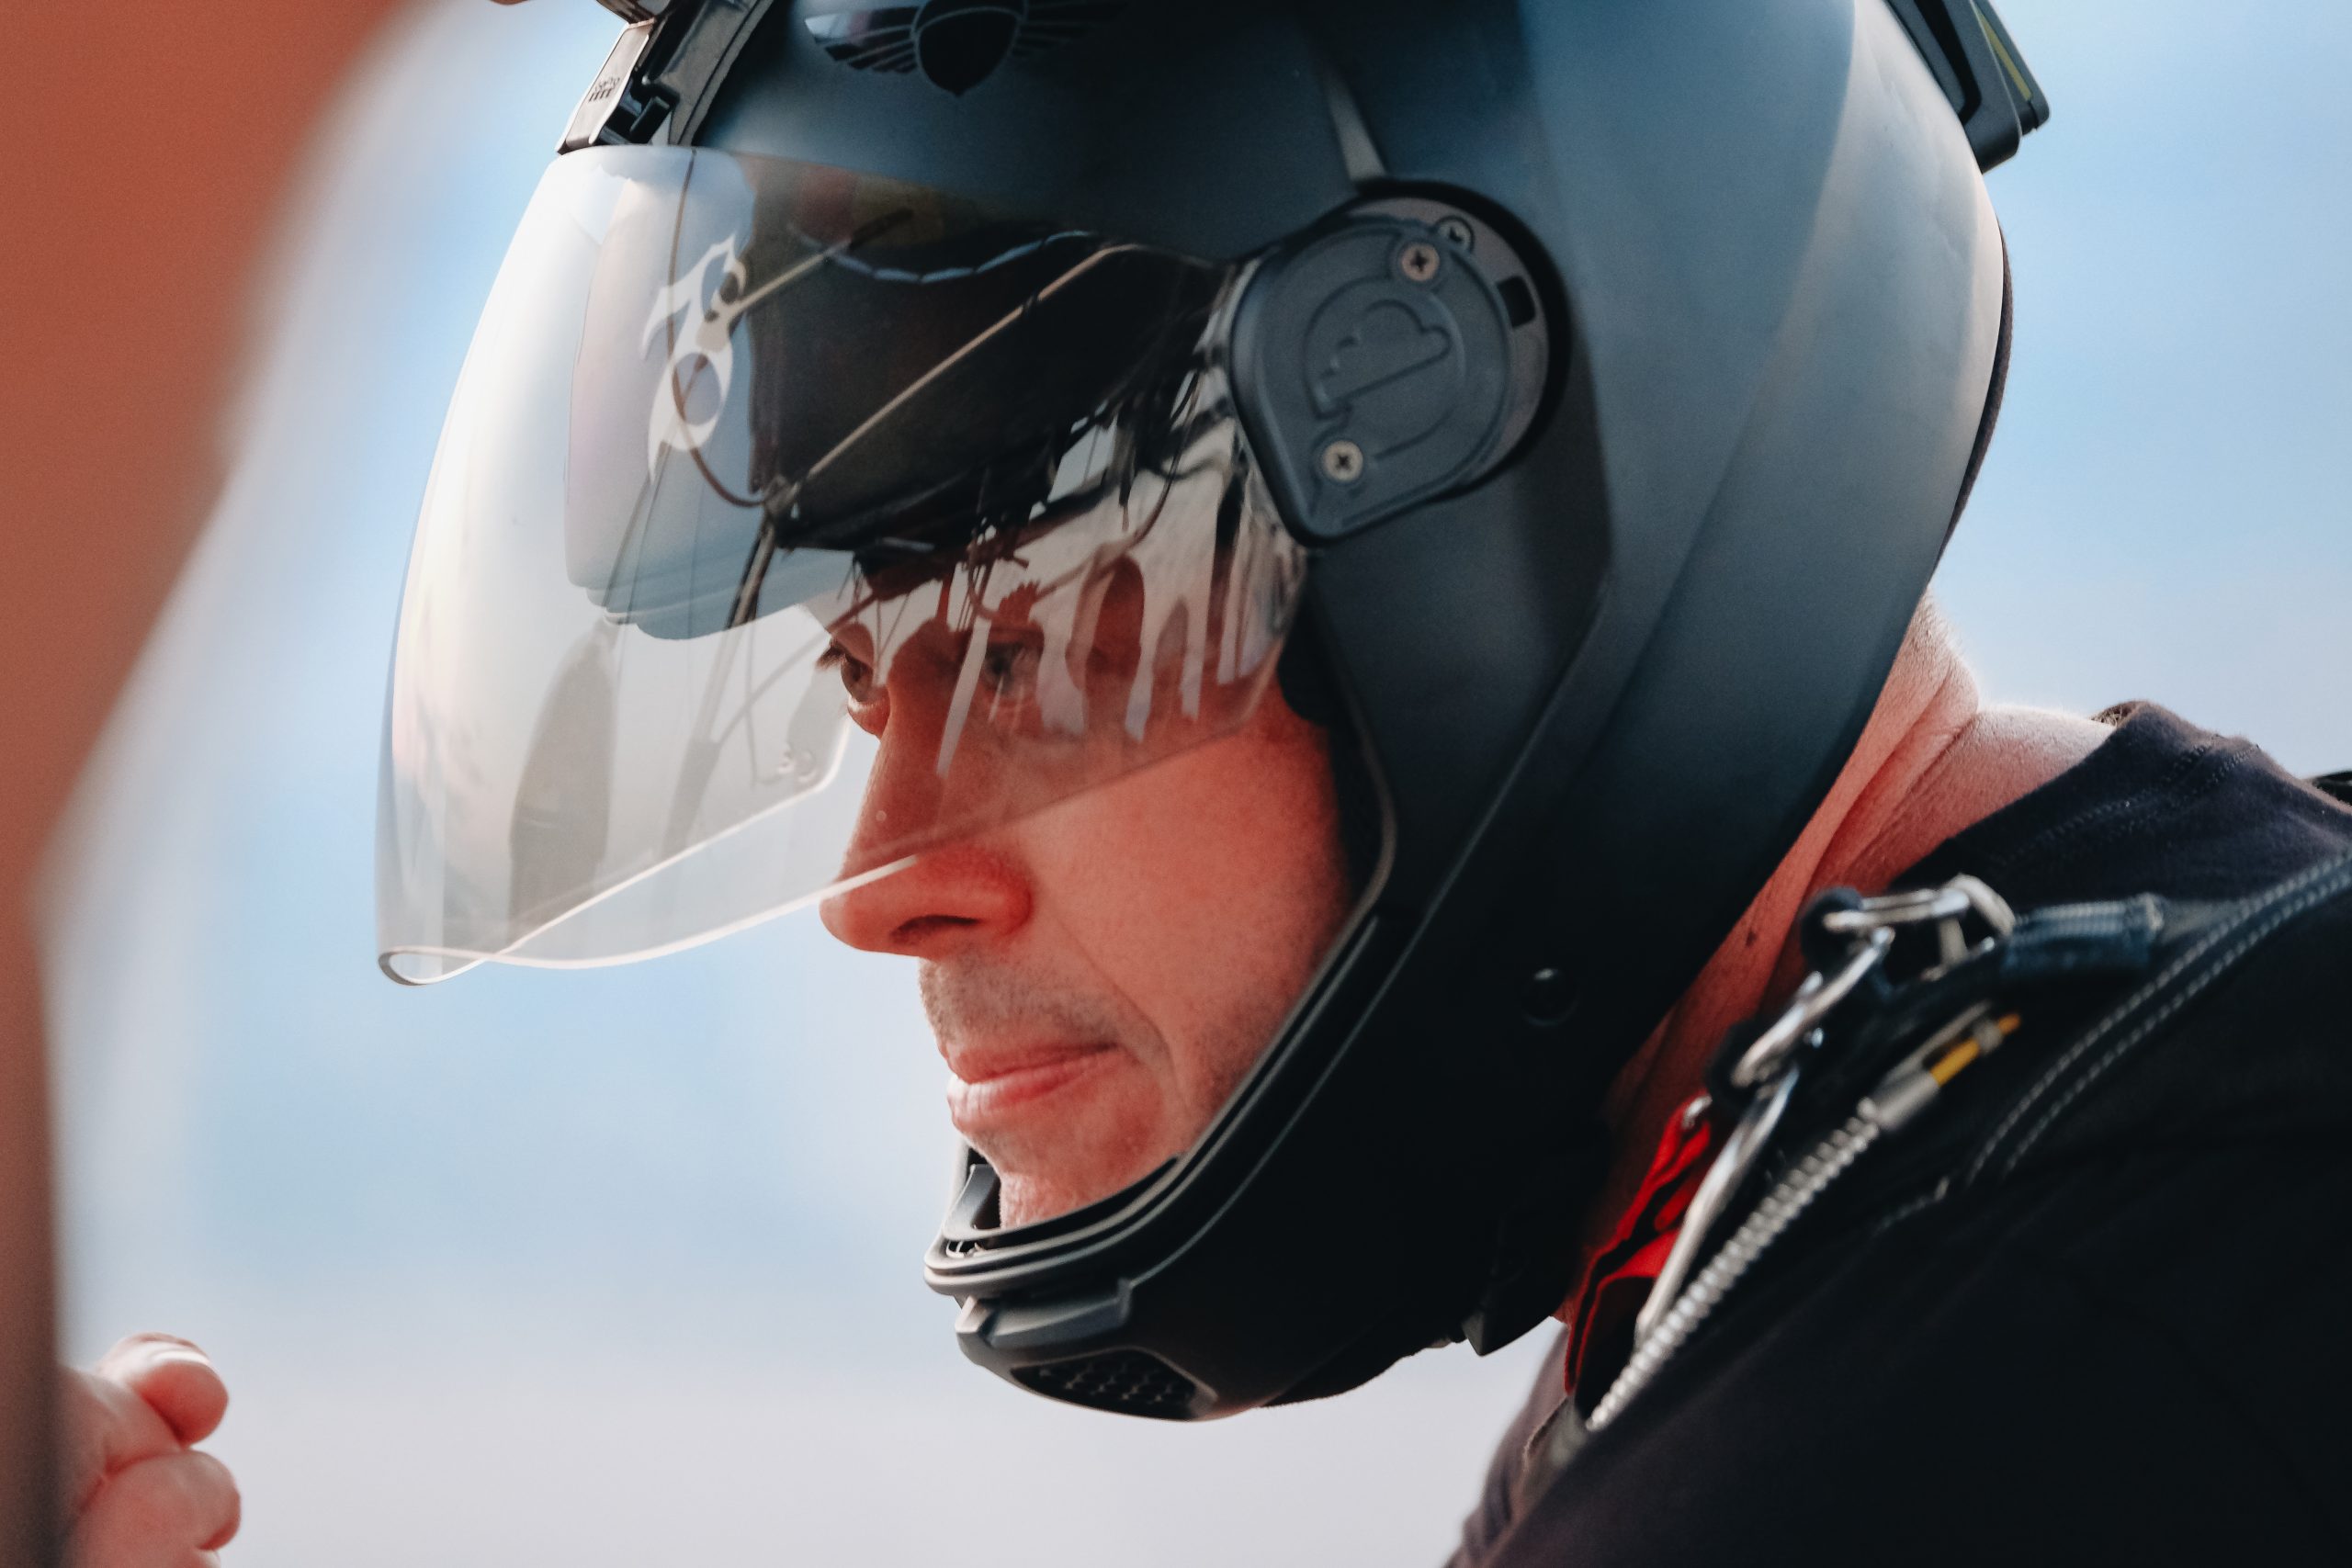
[
  {"xmin": 860, "ymin": 676, "xmax": 1358, "ymax": 1232},
  {"xmin": 919, "ymin": 946, "xmax": 1280, "ymax": 1227}
]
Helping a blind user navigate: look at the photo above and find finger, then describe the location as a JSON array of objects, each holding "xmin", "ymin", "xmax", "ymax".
[
  {"xmin": 95, "ymin": 1336, "xmax": 229, "ymax": 1446},
  {"xmin": 59, "ymin": 1367, "xmax": 179, "ymax": 1512},
  {"xmin": 69, "ymin": 1450, "xmax": 241, "ymax": 1564}
]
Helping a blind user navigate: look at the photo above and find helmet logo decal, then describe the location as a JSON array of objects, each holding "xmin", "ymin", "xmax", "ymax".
[
  {"xmin": 802, "ymin": 0, "xmax": 1129, "ymax": 96},
  {"xmin": 1314, "ymin": 299, "xmax": 1455, "ymax": 421},
  {"xmin": 1305, "ymin": 283, "xmax": 1465, "ymax": 468},
  {"xmin": 641, "ymin": 236, "xmax": 746, "ymax": 481}
]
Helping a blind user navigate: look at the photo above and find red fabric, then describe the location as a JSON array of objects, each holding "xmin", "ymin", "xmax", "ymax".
[{"xmin": 1564, "ymin": 1098, "xmax": 1713, "ymax": 1394}]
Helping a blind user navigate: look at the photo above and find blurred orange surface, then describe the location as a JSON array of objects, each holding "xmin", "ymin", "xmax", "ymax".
[{"xmin": 3, "ymin": 3, "xmax": 411, "ymax": 1558}]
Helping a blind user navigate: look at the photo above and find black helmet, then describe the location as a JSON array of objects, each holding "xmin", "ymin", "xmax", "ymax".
[{"xmin": 377, "ymin": 0, "xmax": 2048, "ymax": 1417}]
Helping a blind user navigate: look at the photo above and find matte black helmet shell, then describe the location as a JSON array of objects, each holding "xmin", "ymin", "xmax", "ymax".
[{"xmin": 549, "ymin": 0, "xmax": 2046, "ymax": 1416}]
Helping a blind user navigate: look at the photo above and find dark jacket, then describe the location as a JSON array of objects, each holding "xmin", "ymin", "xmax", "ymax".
[{"xmin": 1454, "ymin": 705, "xmax": 2352, "ymax": 1566}]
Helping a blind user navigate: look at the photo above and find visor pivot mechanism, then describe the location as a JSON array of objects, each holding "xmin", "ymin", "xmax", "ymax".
[{"xmin": 1233, "ymin": 200, "xmax": 1554, "ymax": 545}]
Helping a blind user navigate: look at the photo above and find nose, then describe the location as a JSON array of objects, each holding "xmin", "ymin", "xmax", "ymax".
[
  {"xmin": 820, "ymin": 840, "xmax": 1032, "ymax": 957},
  {"xmin": 818, "ymin": 668, "xmax": 1032, "ymax": 957}
]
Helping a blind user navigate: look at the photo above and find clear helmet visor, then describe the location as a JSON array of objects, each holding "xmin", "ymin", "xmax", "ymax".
[{"xmin": 378, "ymin": 146, "xmax": 1306, "ymax": 983}]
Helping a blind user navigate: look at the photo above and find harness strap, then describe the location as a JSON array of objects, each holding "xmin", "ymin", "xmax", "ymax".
[{"xmin": 1965, "ymin": 849, "xmax": 2352, "ymax": 1184}]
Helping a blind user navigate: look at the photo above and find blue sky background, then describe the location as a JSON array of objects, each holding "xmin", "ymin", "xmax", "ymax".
[
  {"xmin": 39, "ymin": 3, "xmax": 2351, "ymax": 1564},
  {"xmin": 1931, "ymin": 4, "xmax": 2352, "ymax": 766}
]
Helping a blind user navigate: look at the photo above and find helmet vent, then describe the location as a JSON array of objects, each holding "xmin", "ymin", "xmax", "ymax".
[
  {"xmin": 804, "ymin": 1, "xmax": 1131, "ymax": 96},
  {"xmin": 1014, "ymin": 1350, "xmax": 1199, "ymax": 1419}
]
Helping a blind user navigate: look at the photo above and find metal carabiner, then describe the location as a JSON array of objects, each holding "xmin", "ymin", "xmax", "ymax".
[
  {"xmin": 1727, "ymin": 927, "xmax": 1894, "ymax": 1091},
  {"xmin": 1817, "ymin": 874, "xmax": 2016, "ymax": 970}
]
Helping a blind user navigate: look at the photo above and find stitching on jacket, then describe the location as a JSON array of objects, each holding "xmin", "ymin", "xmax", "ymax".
[
  {"xmin": 1866, "ymin": 1182, "xmax": 1948, "ymax": 1237},
  {"xmin": 1993, "ymin": 735, "xmax": 2218, "ymax": 874},
  {"xmin": 1996, "ymin": 738, "xmax": 2241, "ymax": 885},
  {"xmin": 1966, "ymin": 852, "xmax": 2352, "ymax": 1184}
]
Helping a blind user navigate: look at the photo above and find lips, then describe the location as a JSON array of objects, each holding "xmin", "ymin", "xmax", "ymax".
[{"xmin": 944, "ymin": 1040, "xmax": 1119, "ymax": 1126}]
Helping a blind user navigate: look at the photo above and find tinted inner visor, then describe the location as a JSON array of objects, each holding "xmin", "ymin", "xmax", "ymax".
[{"xmin": 378, "ymin": 145, "xmax": 1303, "ymax": 982}]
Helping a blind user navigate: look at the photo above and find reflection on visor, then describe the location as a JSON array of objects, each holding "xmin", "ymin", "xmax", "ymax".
[{"xmin": 378, "ymin": 145, "xmax": 1305, "ymax": 982}]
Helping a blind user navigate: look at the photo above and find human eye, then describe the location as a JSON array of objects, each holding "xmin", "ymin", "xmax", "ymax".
[
  {"xmin": 818, "ymin": 639, "xmax": 887, "ymax": 731},
  {"xmin": 978, "ymin": 632, "xmax": 1046, "ymax": 722},
  {"xmin": 815, "ymin": 640, "xmax": 876, "ymax": 700}
]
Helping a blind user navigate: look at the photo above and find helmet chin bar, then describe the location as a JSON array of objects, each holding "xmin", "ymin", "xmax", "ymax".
[{"xmin": 544, "ymin": 0, "xmax": 2039, "ymax": 1419}]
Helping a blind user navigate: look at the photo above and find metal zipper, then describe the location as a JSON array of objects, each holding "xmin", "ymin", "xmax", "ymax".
[
  {"xmin": 1587, "ymin": 1110, "xmax": 1880, "ymax": 1432},
  {"xmin": 1584, "ymin": 852, "xmax": 2352, "ymax": 1438},
  {"xmin": 1588, "ymin": 1002, "xmax": 2010, "ymax": 1433}
]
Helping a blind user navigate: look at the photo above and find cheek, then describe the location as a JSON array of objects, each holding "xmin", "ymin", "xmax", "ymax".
[{"xmin": 1020, "ymin": 696, "xmax": 1355, "ymax": 1107}]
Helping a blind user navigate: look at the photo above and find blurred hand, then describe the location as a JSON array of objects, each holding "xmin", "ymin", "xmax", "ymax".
[{"xmin": 62, "ymin": 1336, "xmax": 239, "ymax": 1567}]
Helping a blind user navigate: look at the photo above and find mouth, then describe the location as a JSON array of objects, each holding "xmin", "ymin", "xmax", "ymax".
[{"xmin": 944, "ymin": 1041, "xmax": 1120, "ymax": 1128}]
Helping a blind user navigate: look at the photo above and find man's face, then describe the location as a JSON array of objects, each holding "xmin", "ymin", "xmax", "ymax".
[{"xmin": 819, "ymin": 639, "xmax": 1353, "ymax": 1226}]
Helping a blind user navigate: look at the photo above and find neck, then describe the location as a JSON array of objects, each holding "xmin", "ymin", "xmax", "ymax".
[{"xmin": 1560, "ymin": 603, "xmax": 2110, "ymax": 1314}]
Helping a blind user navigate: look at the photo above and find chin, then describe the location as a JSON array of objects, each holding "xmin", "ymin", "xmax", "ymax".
[
  {"xmin": 975, "ymin": 1099, "xmax": 1180, "ymax": 1228},
  {"xmin": 994, "ymin": 1153, "xmax": 1166, "ymax": 1229},
  {"xmin": 994, "ymin": 1175, "xmax": 1085, "ymax": 1230}
]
